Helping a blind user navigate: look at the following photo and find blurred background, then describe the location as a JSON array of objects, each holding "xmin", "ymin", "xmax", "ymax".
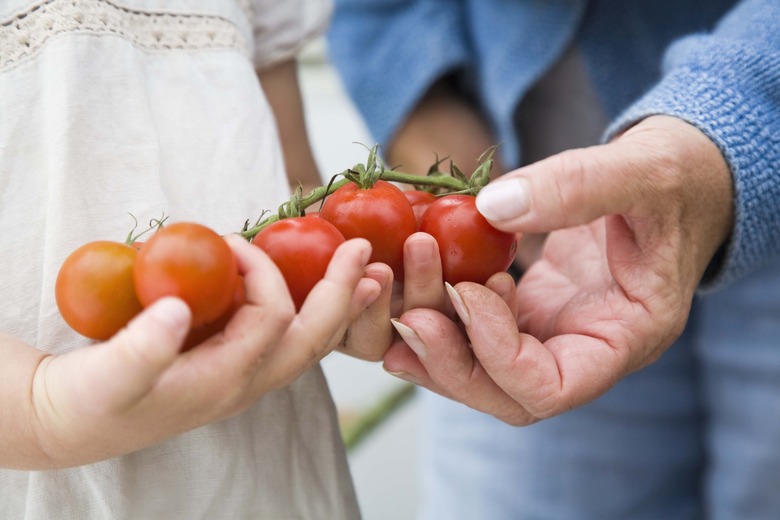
[{"xmin": 297, "ymin": 38, "xmax": 422, "ymax": 520}]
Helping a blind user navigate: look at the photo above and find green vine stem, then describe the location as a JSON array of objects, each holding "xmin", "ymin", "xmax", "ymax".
[
  {"xmin": 239, "ymin": 144, "xmax": 497, "ymax": 241},
  {"xmin": 342, "ymin": 382, "xmax": 416, "ymax": 453}
]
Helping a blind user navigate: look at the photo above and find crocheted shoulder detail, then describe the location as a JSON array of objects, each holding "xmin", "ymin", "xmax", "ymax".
[{"xmin": 1, "ymin": 0, "xmax": 249, "ymax": 71}]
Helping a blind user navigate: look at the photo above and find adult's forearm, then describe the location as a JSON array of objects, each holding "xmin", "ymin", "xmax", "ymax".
[
  {"xmin": 388, "ymin": 79, "xmax": 504, "ymax": 177},
  {"xmin": 605, "ymin": 0, "xmax": 780, "ymax": 289}
]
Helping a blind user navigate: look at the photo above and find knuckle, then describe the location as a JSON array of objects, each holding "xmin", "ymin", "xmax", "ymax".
[
  {"xmin": 642, "ymin": 150, "xmax": 685, "ymax": 201},
  {"xmin": 266, "ymin": 301, "xmax": 296, "ymax": 331},
  {"xmin": 548, "ymin": 150, "xmax": 590, "ymax": 217}
]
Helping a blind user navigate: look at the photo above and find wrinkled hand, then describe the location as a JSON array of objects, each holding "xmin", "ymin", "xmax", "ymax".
[
  {"xmin": 383, "ymin": 115, "xmax": 734, "ymax": 425},
  {"xmin": 29, "ymin": 235, "xmax": 375, "ymax": 469}
]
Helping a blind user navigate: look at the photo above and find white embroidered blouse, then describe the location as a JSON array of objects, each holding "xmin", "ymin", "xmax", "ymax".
[{"xmin": 0, "ymin": 1, "xmax": 360, "ymax": 518}]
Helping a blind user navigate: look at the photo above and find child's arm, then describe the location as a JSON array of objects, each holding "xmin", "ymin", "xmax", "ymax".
[
  {"xmin": 258, "ymin": 60, "xmax": 322, "ymax": 195},
  {"xmin": 0, "ymin": 236, "xmax": 374, "ymax": 470}
]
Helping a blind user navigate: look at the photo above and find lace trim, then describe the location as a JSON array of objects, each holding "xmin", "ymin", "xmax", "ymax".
[{"xmin": 1, "ymin": 0, "xmax": 250, "ymax": 70}]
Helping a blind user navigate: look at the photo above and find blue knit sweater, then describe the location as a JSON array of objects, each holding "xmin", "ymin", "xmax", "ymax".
[{"xmin": 327, "ymin": 0, "xmax": 780, "ymax": 290}]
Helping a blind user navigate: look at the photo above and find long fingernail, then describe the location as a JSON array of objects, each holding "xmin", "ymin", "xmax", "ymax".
[
  {"xmin": 390, "ymin": 319, "xmax": 427, "ymax": 359},
  {"xmin": 476, "ymin": 177, "xmax": 530, "ymax": 221},
  {"xmin": 445, "ymin": 283, "xmax": 471, "ymax": 328}
]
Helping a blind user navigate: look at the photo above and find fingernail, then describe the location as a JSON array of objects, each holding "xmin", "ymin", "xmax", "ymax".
[
  {"xmin": 390, "ymin": 319, "xmax": 427, "ymax": 359},
  {"xmin": 476, "ymin": 177, "xmax": 530, "ymax": 221},
  {"xmin": 360, "ymin": 246, "xmax": 372, "ymax": 266},
  {"xmin": 383, "ymin": 367, "xmax": 420, "ymax": 385},
  {"xmin": 492, "ymin": 275, "xmax": 516, "ymax": 302},
  {"xmin": 360, "ymin": 285, "xmax": 381, "ymax": 308},
  {"xmin": 407, "ymin": 236, "xmax": 435, "ymax": 264},
  {"xmin": 445, "ymin": 283, "xmax": 471, "ymax": 328},
  {"xmin": 147, "ymin": 297, "xmax": 191, "ymax": 329}
]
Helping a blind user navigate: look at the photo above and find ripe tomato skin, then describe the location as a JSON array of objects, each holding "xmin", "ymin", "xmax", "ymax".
[
  {"xmin": 420, "ymin": 194, "xmax": 518, "ymax": 285},
  {"xmin": 403, "ymin": 190, "xmax": 437, "ymax": 229},
  {"xmin": 55, "ymin": 241, "xmax": 143, "ymax": 340},
  {"xmin": 134, "ymin": 222, "xmax": 239, "ymax": 328},
  {"xmin": 252, "ymin": 216, "xmax": 345, "ymax": 311},
  {"xmin": 320, "ymin": 180, "xmax": 416, "ymax": 280}
]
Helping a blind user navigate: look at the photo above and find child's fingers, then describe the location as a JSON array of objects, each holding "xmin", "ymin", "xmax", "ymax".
[
  {"xmin": 205, "ymin": 235, "xmax": 297, "ymax": 381},
  {"xmin": 402, "ymin": 233, "xmax": 448, "ymax": 314},
  {"xmin": 251, "ymin": 239, "xmax": 372, "ymax": 389},
  {"xmin": 337, "ymin": 262, "xmax": 394, "ymax": 361}
]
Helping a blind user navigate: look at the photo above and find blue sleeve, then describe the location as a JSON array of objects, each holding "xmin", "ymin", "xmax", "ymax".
[
  {"xmin": 326, "ymin": 0, "xmax": 470, "ymax": 152},
  {"xmin": 326, "ymin": 0, "xmax": 584, "ymax": 168},
  {"xmin": 605, "ymin": 0, "xmax": 780, "ymax": 290}
]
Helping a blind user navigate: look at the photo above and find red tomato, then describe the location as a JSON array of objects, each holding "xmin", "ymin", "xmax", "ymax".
[
  {"xmin": 252, "ymin": 216, "xmax": 345, "ymax": 311},
  {"xmin": 420, "ymin": 194, "xmax": 517, "ymax": 285},
  {"xmin": 55, "ymin": 241, "xmax": 143, "ymax": 340},
  {"xmin": 134, "ymin": 222, "xmax": 239, "ymax": 328},
  {"xmin": 320, "ymin": 180, "xmax": 416, "ymax": 280},
  {"xmin": 403, "ymin": 190, "xmax": 437, "ymax": 229},
  {"xmin": 183, "ymin": 277, "xmax": 245, "ymax": 350}
]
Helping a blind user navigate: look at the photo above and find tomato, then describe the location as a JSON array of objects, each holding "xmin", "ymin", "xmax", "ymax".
[
  {"xmin": 420, "ymin": 194, "xmax": 517, "ymax": 285},
  {"xmin": 252, "ymin": 216, "xmax": 345, "ymax": 311},
  {"xmin": 320, "ymin": 180, "xmax": 416, "ymax": 280},
  {"xmin": 403, "ymin": 190, "xmax": 437, "ymax": 229},
  {"xmin": 55, "ymin": 241, "xmax": 143, "ymax": 340},
  {"xmin": 183, "ymin": 277, "xmax": 245, "ymax": 350},
  {"xmin": 134, "ymin": 222, "xmax": 239, "ymax": 328}
]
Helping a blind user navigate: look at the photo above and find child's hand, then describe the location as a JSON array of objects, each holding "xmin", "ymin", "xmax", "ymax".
[
  {"xmin": 29, "ymin": 236, "xmax": 373, "ymax": 469},
  {"xmin": 333, "ymin": 232, "xmax": 441, "ymax": 362}
]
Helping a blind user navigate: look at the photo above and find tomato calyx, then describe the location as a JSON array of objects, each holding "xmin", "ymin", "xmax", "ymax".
[
  {"xmin": 124, "ymin": 213, "xmax": 168, "ymax": 248},
  {"xmin": 239, "ymin": 144, "xmax": 498, "ymax": 241}
]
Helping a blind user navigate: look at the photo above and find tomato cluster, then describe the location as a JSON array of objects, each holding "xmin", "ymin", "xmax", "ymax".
[
  {"xmin": 56, "ymin": 222, "xmax": 241, "ymax": 343},
  {"xmin": 315, "ymin": 181, "xmax": 516, "ymax": 286},
  {"xmin": 55, "ymin": 147, "xmax": 517, "ymax": 343}
]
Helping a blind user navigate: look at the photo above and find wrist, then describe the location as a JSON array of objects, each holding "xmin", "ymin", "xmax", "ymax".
[{"xmin": 619, "ymin": 115, "xmax": 734, "ymax": 283}]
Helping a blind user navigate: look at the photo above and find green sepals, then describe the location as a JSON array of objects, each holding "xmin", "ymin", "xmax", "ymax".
[
  {"xmin": 125, "ymin": 212, "xmax": 167, "ymax": 246},
  {"xmin": 467, "ymin": 145, "xmax": 497, "ymax": 193},
  {"xmin": 238, "ymin": 143, "xmax": 500, "ymax": 240},
  {"xmin": 343, "ymin": 143, "xmax": 386, "ymax": 189},
  {"xmin": 277, "ymin": 184, "xmax": 306, "ymax": 219}
]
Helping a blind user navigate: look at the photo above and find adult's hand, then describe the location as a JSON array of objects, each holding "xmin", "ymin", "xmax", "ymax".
[{"xmin": 383, "ymin": 115, "xmax": 734, "ymax": 424}]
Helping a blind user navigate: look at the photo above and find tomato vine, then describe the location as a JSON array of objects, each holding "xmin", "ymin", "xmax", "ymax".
[{"xmin": 239, "ymin": 144, "xmax": 497, "ymax": 240}]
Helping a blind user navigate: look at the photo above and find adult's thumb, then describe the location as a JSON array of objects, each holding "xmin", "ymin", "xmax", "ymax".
[
  {"xmin": 101, "ymin": 297, "xmax": 191, "ymax": 408},
  {"xmin": 476, "ymin": 145, "xmax": 639, "ymax": 233}
]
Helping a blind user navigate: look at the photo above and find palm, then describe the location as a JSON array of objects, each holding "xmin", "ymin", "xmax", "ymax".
[
  {"xmin": 515, "ymin": 215, "xmax": 690, "ymax": 381},
  {"xmin": 517, "ymin": 222, "xmax": 613, "ymax": 340}
]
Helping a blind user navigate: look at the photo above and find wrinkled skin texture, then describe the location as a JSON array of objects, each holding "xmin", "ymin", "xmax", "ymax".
[{"xmin": 382, "ymin": 116, "xmax": 735, "ymax": 425}]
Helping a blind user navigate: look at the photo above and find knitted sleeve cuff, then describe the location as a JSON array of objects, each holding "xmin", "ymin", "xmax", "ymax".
[{"xmin": 605, "ymin": 35, "xmax": 780, "ymax": 291}]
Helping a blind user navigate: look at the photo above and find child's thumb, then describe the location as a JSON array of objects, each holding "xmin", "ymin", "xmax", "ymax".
[{"xmin": 102, "ymin": 297, "xmax": 190, "ymax": 408}]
